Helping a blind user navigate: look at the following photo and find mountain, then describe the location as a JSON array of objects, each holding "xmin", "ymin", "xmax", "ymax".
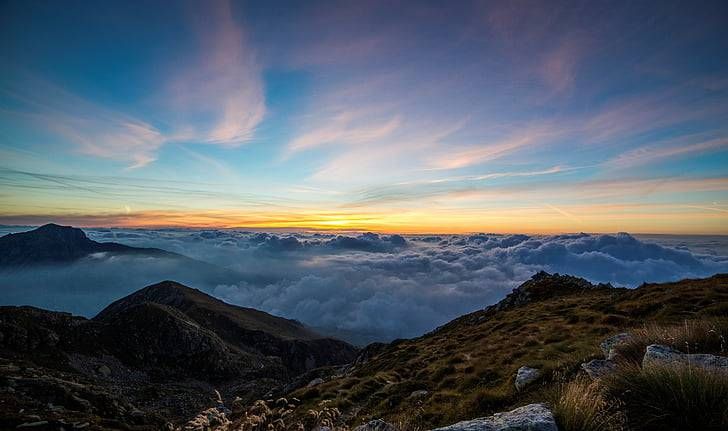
[
  {"xmin": 2, "ymin": 272, "xmax": 726, "ymax": 430},
  {"xmin": 0, "ymin": 223, "xmax": 176, "ymax": 267},
  {"xmin": 284, "ymin": 272, "xmax": 728, "ymax": 429},
  {"xmin": 0, "ymin": 280, "xmax": 357, "ymax": 430},
  {"xmin": 95, "ymin": 281, "xmax": 358, "ymax": 374},
  {"xmin": 0, "ymin": 224, "xmax": 252, "ymax": 317}
]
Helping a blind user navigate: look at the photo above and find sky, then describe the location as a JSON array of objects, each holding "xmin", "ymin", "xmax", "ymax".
[{"xmin": 1, "ymin": 0, "xmax": 727, "ymax": 234}]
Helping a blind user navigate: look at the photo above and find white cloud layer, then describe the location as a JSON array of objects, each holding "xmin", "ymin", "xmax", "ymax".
[{"xmin": 2, "ymin": 226, "xmax": 726, "ymax": 344}]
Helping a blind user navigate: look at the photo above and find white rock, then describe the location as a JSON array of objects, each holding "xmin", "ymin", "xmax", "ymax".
[
  {"xmin": 430, "ymin": 403, "xmax": 557, "ymax": 431},
  {"xmin": 514, "ymin": 366, "xmax": 540, "ymax": 391},
  {"xmin": 642, "ymin": 344, "xmax": 728, "ymax": 371},
  {"xmin": 581, "ymin": 359, "xmax": 617, "ymax": 379},
  {"xmin": 600, "ymin": 333, "xmax": 632, "ymax": 359},
  {"xmin": 307, "ymin": 377, "xmax": 324, "ymax": 387},
  {"xmin": 354, "ymin": 419, "xmax": 396, "ymax": 431}
]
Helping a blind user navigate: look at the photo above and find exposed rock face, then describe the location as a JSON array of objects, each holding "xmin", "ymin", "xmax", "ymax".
[
  {"xmin": 430, "ymin": 403, "xmax": 557, "ymax": 431},
  {"xmin": 600, "ymin": 333, "xmax": 633, "ymax": 359},
  {"xmin": 409, "ymin": 390, "xmax": 429, "ymax": 399},
  {"xmin": 515, "ymin": 366, "xmax": 540, "ymax": 391},
  {"xmin": 642, "ymin": 344, "xmax": 728, "ymax": 371},
  {"xmin": 581, "ymin": 359, "xmax": 617, "ymax": 379},
  {"xmin": 354, "ymin": 419, "xmax": 396, "ymax": 431},
  {"xmin": 489, "ymin": 271, "xmax": 615, "ymax": 312}
]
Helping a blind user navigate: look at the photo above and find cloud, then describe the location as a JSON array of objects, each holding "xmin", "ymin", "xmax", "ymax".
[
  {"xmin": 0, "ymin": 75, "xmax": 165, "ymax": 168},
  {"xmin": 2, "ymin": 226, "xmax": 725, "ymax": 344},
  {"xmin": 0, "ymin": 0, "xmax": 264, "ymax": 168},
  {"xmin": 605, "ymin": 135, "xmax": 728, "ymax": 169},
  {"xmin": 165, "ymin": 0, "xmax": 265, "ymax": 146}
]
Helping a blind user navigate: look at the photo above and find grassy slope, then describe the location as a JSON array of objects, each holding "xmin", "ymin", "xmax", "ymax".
[{"xmin": 290, "ymin": 274, "xmax": 728, "ymax": 428}]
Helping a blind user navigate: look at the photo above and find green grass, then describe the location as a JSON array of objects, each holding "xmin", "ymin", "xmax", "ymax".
[{"xmin": 604, "ymin": 362, "xmax": 728, "ymax": 431}]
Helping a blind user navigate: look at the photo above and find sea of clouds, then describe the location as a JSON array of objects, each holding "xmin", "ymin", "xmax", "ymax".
[{"xmin": 2, "ymin": 226, "xmax": 727, "ymax": 344}]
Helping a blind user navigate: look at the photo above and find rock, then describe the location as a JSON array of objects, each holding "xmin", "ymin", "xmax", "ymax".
[
  {"xmin": 430, "ymin": 403, "xmax": 557, "ymax": 431},
  {"xmin": 97, "ymin": 365, "xmax": 111, "ymax": 377},
  {"xmin": 353, "ymin": 419, "xmax": 396, "ymax": 431},
  {"xmin": 514, "ymin": 366, "xmax": 540, "ymax": 391},
  {"xmin": 307, "ymin": 377, "xmax": 324, "ymax": 387},
  {"xmin": 600, "ymin": 333, "xmax": 632, "ymax": 359},
  {"xmin": 642, "ymin": 344, "xmax": 728, "ymax": 371},
  {"xmin": 409, "ymin": 390, "xmax": 429, "ymax": 399},
  {"xmin": 581, "ymin": 359, "xmax": 617, "ymax": 379},
  {"xmin": 16, "ymin": 422, "xmax": 49, "ymax": 429}
]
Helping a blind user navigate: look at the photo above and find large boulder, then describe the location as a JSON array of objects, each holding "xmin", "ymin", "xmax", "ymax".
[
  {"xmin": 600, "ymin": 333, "xmax": 632, "ymax": 359},
  {"xmin": 515, "ymin": 366, "xmax": 540, "ymax": 391},
  {"xmin": 581, "ymin": 359, "xmax": 617, "ymax": 379},
  {"xmin": 642, "ymin": 344, "xmax": 728, "ymax": 371},
  {"xmin": 430, "ymin": 403, "xmax": 557, "ymax": 431}
]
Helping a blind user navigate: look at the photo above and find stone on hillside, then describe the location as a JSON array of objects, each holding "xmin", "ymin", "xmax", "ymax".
[
  {"xmin": 514, "ymin": 366, "xmax": 540, "ymax": 391},
  {"xmin": 600, "ymin": 333, "xmax": 632, "ymax": 359},
  {"xmin": 354, "ymin": 419, "xmax": 396, "ymax": 431},
  {"xmin": 97, "ymin": 365, "xmax": 111, "ymax": 377},
  {"xmin": 307, "ymin": 377, "xmax": 324, "ymax": 387},
  {"xmin": 581, "ymin": 359, "xmax": 617, "ymax": 379},
  {"xmin": 409, "ymin": 390, "xmax": 429, "ymax": 399},
  {"xmin": 430, "ymin": 403, "xmax": 557, "ymax": 431},
  {"xmin": 642, "ymin": 344, "xmax": 728, "ymax": 371}
]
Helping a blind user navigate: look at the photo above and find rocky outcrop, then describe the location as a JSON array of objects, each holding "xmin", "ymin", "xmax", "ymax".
[
  {"xmin": 489, "ymin": 271, "xmax": 615, "ymax": 312},
  {"xmin": 581, "ymin": 359, "xmax": 617, "ymax": 379},
  {"xmin": 430, "ymin": 403, "xmax": 557, "ymax": 431},
  {"xmin": 600, "ymin": 333, "xmax": 632, "ymax": 359},
  {"xmin": 515, "ymin": 366, "xmax": 540, "ymax": 391},
  {"xmin": 642, "ymin": 344, "xmax": 728, "ymax": 371}
]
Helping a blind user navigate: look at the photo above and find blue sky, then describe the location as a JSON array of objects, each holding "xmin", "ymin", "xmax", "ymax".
[{"xmin": 1, "ymin": 0, "xmax": 727, "ymax": 233}]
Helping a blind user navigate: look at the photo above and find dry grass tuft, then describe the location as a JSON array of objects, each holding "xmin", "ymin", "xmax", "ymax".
[
  {"xmin": 615, "ymin": 319, "xmax": 728, "ymax": 363},
  {"xmin": 603, "ymin": 362, "xmax": 728, "ymax": 431},
  {"xmin": 549, "ymin": 377, "xmax": 624, "ymax": 431}
]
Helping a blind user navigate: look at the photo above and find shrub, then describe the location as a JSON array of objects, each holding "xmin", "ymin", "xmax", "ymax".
[{"xmin": 604, "ymin": 362, "xmax": 728, "ymax": 431}]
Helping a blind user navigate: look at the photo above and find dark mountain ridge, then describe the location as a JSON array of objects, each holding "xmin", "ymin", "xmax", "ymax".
[
  {"xmin": 0, "ymin": 280, "xmax": 357, "ymax": 429},
  {"xmin": 0, "ymin": 223, "xmax": 177, "ymax": 267}
]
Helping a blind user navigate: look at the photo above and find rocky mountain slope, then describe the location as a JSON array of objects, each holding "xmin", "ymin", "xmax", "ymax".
[
  {"xmin": 2, "ymin": 271, "xmax": 726, "ymax": 430},
  {"xmin": 0, "ymin": 281, "xmax": 357, "ymax": 429},
  {"xmin": 285, "ymin": 272, "xmax": 728, "ymax": 428}
]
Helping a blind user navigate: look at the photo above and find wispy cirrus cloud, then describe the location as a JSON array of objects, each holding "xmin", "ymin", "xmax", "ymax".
[
  {"xmin": 286, "ymin": 110, "xmax": 401, "ymax": 155},
  {"xmin": 605, "ymin": 135, "xmax": 728, "ymax": 169},
  {"xmin": 0, "ymin": 0, "xmax": 264, "ymax": 168},
  {"xmin": 164, "ymin": 0, "xmax": 265, "ymax": 146},
  {"xmin": 0, "ymin": 76, "xmax": 165, "ymax": 169}
]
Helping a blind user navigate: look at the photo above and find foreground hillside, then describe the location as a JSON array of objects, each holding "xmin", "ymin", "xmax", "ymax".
[
  {"xmin": 0, "ymin": 281, "xmax": 356, "ymax": 429},
  {"xmin": 283, "ymin": 272, "xmax": 728, "ymax": 428},
  {"xmin": 1, "ymin": 273, "xmax": 726, "ymax": 430}
]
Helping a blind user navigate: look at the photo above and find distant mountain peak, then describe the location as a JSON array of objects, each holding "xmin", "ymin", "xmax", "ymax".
[{"xmin": 0, "ymin": 223, "xmax": 175, "ymax": 268}]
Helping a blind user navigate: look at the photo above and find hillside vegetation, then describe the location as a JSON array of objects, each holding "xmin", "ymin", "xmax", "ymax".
[{"xmin": 285, "ymin": 273, "xmax": 728, "ymax": 428}]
